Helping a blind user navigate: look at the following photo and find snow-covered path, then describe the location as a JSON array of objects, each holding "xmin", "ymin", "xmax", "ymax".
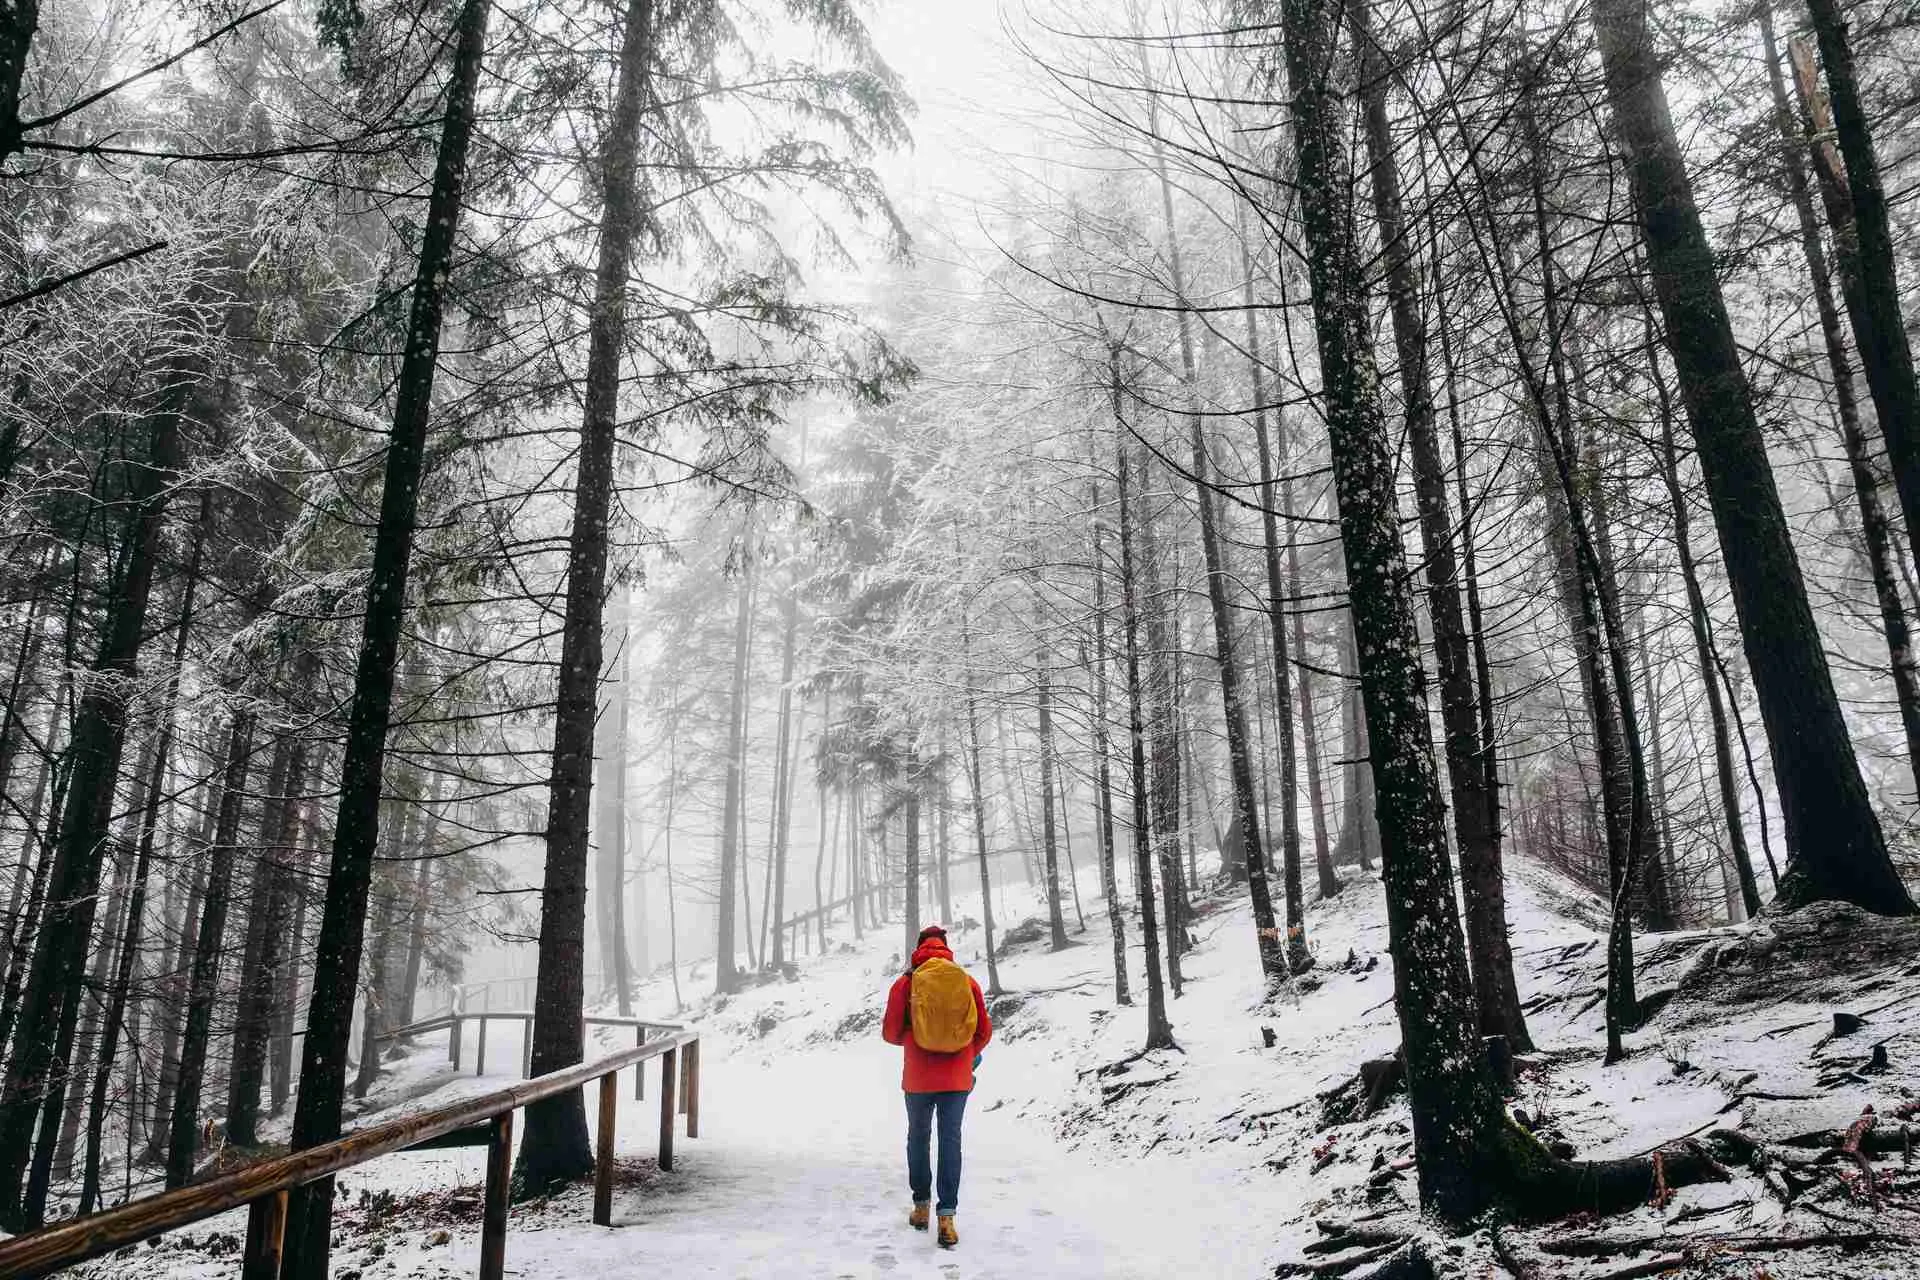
[
  {"xmin": 496, "ymin": 1043, "xmax": 1266, "ymax": 1280},
  {"xmin": 257, "ymin": 1017, "xmax": 1267, "ymax": 1280}
]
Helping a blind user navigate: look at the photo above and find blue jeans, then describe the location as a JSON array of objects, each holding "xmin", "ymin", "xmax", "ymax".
[{"xmin": 905, "ymin": 1090, "xmax": 968, "ymax": 1215}]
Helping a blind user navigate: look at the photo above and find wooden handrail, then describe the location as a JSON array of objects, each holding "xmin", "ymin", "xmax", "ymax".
[
  {"xmin": 0, "ymin": 1028, "xmax": 702, "ymax": 1280},
  {"xmin": 375, "ymin": 1011, "xmax": 681, "ymax": 1045}
]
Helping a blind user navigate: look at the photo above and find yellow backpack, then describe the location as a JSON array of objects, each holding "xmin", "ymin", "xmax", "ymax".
[{"xmin": 908, "ymin": 956, "xmax": 977, "ymax": 1053}]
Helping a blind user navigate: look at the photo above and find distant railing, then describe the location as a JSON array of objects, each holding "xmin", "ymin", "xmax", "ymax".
[
  {"xmin": 376, "ymin": 1011, "xmax": 669, "ymax": 1089},
  {"xmin": 0, "ymin": 1024, "xmax": 704, "ymax": 1280}
]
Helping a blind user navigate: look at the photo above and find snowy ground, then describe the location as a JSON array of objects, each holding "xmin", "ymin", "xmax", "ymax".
[{"xmin": 71, "ymin": 852, "xmax": 1920, "ymax": 1279}]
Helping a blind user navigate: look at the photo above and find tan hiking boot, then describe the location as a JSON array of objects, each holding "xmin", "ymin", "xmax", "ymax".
[
  {"xmin": 908, "ymin": 1203, "xmax": 930, "ymax": 1231},
  {"xmin": 937, "ymin": 1215, "xmax": 958, "ymax": 1249}
]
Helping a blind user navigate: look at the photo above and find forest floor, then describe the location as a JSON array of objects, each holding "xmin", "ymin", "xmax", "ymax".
[{"xmin": 70, "ymin": 853, "xmax": 1920, "ymax": 1279}]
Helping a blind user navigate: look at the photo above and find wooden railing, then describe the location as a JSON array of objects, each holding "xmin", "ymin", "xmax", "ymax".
[
  {"xmin": 376, "ymin": 1011, "xmax": 666, "ymax": 1086},
  {"xmin": 0, "ymin": 1025, "xmax": 703, "ymax": 1280},
  {"xmin": 778, "ymin": 882, "xmax": 887, "ymax": 956}
]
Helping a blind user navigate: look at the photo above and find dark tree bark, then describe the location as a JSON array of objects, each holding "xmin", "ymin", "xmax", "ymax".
[
  {"xmin": 271, "ymin": 791, "xmax": 316, "ymax": 1120},
  {"xmin": 1134, "ymin": 451, "xmax": 1185, "ymax": 997},
  {"xmin": 80, "ymin": 695, "xmax": 178, "ymax": 1211},
  {"xmin": 0, "ymin": 0, "xmax": 39, "ymax": 161},
  {"xmin": 0, "ymin": 325, "xmax": 191, "ymax": 1227},
  {"xmin": 1112, "ymin": 384, "xmax": 1174, "ymax": 1051},
  {"xmin": 81, "ymin": 507, "xmax": 207, "ymax": 1202},
  {"xmin": 714, "ymin": 533, "xmax": 753, "ymax": 994},
  {"xmin": 1240, "ymin": 235, "xmax": 1313, "ymax": 975},
  {"xmin": 1270, "ymin": 0, "xmax": 1563, "ymax": 1219},
  {"xmin": 1438, "ymin": 288, "xmax": 1507, "ymax": 914},
  {"xmin": 814, "ymin": 691, "xmax": 832, "ymax": 954},
  {"xmin": 1520, "ymin": 122, "xmax": 1658, "ymax": 1060},
  {"xmin": 1589, "ymin": 0, "xmax": 1912, "ymax": 915},
  {"xmin": 1348, "ymin": 0, "xmax": 1526, "ymax": 1045},
  {"xmin": 1089, "ymin": 461, "xmax": 1130, "ymax": 1006},
  {"xmin": 521, "ymin": 0, "xmax": 653, "ymax": 1193},
  {"xmin": 1334, "ymin": 624, "xmax": 1380, "ymax": 870},
  {"xmin": 282, "ymin": 2, "xmax": 491, "ymax": 1269},
  {"xmin": 1280, "ymin": 419, "xmax": 1341, "ymax": 899},
  {"xmin": 1650, "ymin": 322, "xmax": 1762, "ymax": 919},
  {"xmin": 352, "ymin": 876, "xmax": 399, "ymax": 1102},
  {"xmin": 396, "ymin": 826, "xmax": 434, "ymax": 1026},
  {"xmin": 1763, "ymin": 11, "xmax": 1920, "ymax": 793},
  {"xmin": 768, "ymin": 586, "xmax": 799, "ymax": 968},
  {"xmin": 50, "ymin": 816, "xmax": 133, "ymax": 1185},
  {"xmin": 1036, "ymin": 631, "xmax": 1069, "ymax": 951},
  {"xmin": 166, "ymin": 710, "xmax": 256, "ymax": 1189},
  {"xmin": 144, "ymin": 828, "xmax": 209, "ymax": 1164},
  {"xmin": 226, "ymin": 728, "xmax": 309, "ymax": 1148},
  {"xmin": 902, "ymin": 774, "xmax": 921, "ymax": 960},
  {"xmin": 595, "ymin": 594, "xmax": 635, "ymax": 1013},
  {"xmin": 935, "ymin": 732, "xmax": 952, "ymax": 926},
  {"xmin": 1798, "ymin": 0, "xmax": 1920, "ymax": 551},
  {"xmin": 960, "ymin": 603, "xmax": 1003, "ymax": 996}
]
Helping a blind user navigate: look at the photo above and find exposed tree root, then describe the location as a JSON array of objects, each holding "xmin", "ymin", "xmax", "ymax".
[{"xmin": 1273, "ymin": 1238, "xmax": 1417, "ymax": 1278}]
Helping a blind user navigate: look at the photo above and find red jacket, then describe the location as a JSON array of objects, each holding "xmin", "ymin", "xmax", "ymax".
[{"xmin": 881, "ymin": 939, "xmax": 993, "ymax": 1094}]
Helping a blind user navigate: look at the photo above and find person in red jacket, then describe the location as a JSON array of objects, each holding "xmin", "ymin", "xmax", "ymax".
[{"xmin": 881, "ymin": 924, "xmax": 992, "ymax": 1248}]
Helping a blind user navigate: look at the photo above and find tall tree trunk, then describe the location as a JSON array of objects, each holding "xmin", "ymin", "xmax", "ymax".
[
  {"xmin": 1135, "ymin": 451, "xmax": 1186, "ymax": 996},
  {"xmin": 51, "ymin": 820, "xmax": 133, "ymax": 1184},
  {"xmin": 352, "ymin": 874, "xmax": 399, "ymax": 1101},
  {"xmin": 165, "ymin": 711, "xmax": 256, "ymax": 1189},
  {"xmin": 814, "ymin": 691, "xmax": 832, "ymax": 954},
  {"xmin": 1240, "ymin": 234, "xmax": 1313, "ymax": 975},
  {"xmin": 396, "ymin": 833, "xmax": 433, "ymax": 1027},
  {"xmin": 1798, "ymin": 0, "xmax": 1920, "ymax": 550},
  {"xmin": 1036, "ymin": 629, "xmax": 1069, "ymax": 950},
  {"xmin": 226, "ymin": 728, "xmax": 309, "ymax": 1148},
  {"xmin": 1112, "ymin": 376, "xmax": 1174, "ymax": 1050},
  {"xmin": 961, "ymin": 660, "xmax": 1003, "ymax": 996},
  {"xmin": 0, "ymin": 347, "xmax": 191, "ymax": 1224},
  {"xmin": 80, "ymin": 687, "xmax": 182, "ymax": 1211},
  {"xmin": 520, "ymin": 0, "xmax": 653, "ymax": 1193},
  {"xmin": 1271, "ymin": 0, "xmax": 1552, "ymax": 1219},
  {"xmin": 1761, "ymin": 10, "xmax": 1920, "ymax": 792},
  {"xmin": 1349, "ymin": 0, "xmax": 1527, "ymax": 1042},
  {"xmin": 715, "ymin": 533, "xmax": 753, "ymax": 993},
  {"xmin": 1589, "ymin": 0, "xmax": 1911, "ymax": 915},
  {"xmin": 902, "ymin": 772, "xmax": 920, "ymax": 962},
  {"xmin": 595, "ymin": 590, "xmax": 634, "ymax": 1012},
  {"xmin": 935, "ymin": 729, "xmax": 952, "ymax": 926},
  {"xmin": 144, "ymin": 824, "xmax": 210, "ymax": 1164},
  {"xmin": 1335, "ymin": 624, "xmax": 1380, "ymax": 869},
  {"xmin": 1089, "ymin": 511, "xmax": 1129, "ymax": 1003},
  {"xmin": 768, "ymin": 585, "xmax": 799, "ymax": 968},
  {"xmin": 1652, "ymin": 350, "xmax": 1760, "ymax": 915},
  {"xmin": 1521, "ymin": 125, "xmax": 1656, "ymax": 1060},
  {"xmin": 1282, "ymin": 427, "xmax": 1340, "ymax": 899},
  {"xmin": 0, "ymin": 0, "xmax": 40, "ymax": 161},
  {"xmin": 283, "ymin": 3, "xmax": 491, "ymax": 1267},
  {"xmin": 270, "ymin": 832, "xmax": 311, "ymax": 1118}
]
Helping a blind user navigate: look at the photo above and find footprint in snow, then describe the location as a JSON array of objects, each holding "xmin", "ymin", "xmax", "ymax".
[{"xmin": 872, "ymin": 1248, "xmax": 899, "ymax": 1271}]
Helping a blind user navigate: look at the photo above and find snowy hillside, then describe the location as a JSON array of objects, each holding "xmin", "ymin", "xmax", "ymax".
[{"xmin": 85, "ymin": 854, "xmax": 1920, "ymax": 1280}]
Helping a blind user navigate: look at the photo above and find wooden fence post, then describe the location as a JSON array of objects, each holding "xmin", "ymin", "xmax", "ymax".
[
  {"xmin": 685, "ymin": 1039, "xmax": 701, "ymax": 1139},
  {"xmin": 593, "ymin": 1072, "xmax": 618, "ymax": 1226},
  {"xmin": 522, "ymin": 1015, "xmax": 533, "ymax": 1079},
  {"xmin": 658, "ymin": 1046, "xmax": 678, "ymax": 1173},
  {"xmin": 241, "ymin": 1189, "xmax": 288, "ymax": 1280},
  {"xmin": 481, "ymin": 1111, "xmax": 513, "ymax": 1280},
  {"xmin": 450, "ymin": 1015, "xmax": 463, "ymax": 1070},
  {"xmin": 633, "ymin": 1025, "xmax": 645, "ymax": 1101}
]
